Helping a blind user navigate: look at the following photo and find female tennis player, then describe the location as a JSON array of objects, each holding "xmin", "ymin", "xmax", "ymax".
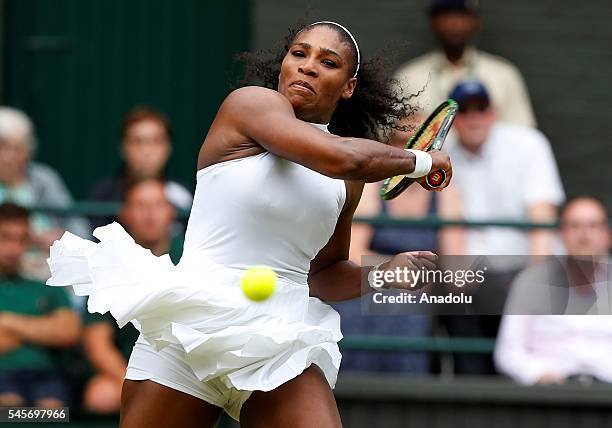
[{"xmin": 47, "ymin": 21, "xmax": 452, "ymax": 427}]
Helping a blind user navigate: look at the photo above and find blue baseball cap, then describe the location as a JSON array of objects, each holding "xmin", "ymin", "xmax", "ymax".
[
  {"xmin": 429, "ymin": 0, "xmax": 479, "ymax": 17},
  {"xmin": 449, "ymin": 80, "xmax": 490, "ymax": 108}
]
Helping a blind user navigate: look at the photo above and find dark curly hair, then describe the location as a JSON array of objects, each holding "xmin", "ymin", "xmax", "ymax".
[{"xmin": 235, "ymin": 22, "xmax": 418, "ymax": 142}]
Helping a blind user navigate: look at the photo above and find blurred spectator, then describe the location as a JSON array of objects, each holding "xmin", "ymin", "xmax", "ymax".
[
  {"xmin": 88, "ymin": 107, "xmax": 192, "ymax": 231},
  {"xmin": 447, "ymin": 81, "xmax": 564, "ymax": 257},
  {"xmin": 495, "ymin": 197, "xmax": 612, "ymax": 384},
  {"xmin": 82, "ymin": 178, "xmax": 182, "ymax": 413},
  {"xmin": 0, "ymin": 107, "xmax": 90, "ymax": 280},
  {"xmin": 441, "ymin": 80, "xmax": 565, "ymax": 374},
  {"xmin": 118, "ymin": 178, "xmax": 183, "ymax": 261},
  {"xmin": 332, "ymin": 152, "xmax": 464, "ymax": 373},
  {"xmin": 394, "ymin": 0, "xmax": 536, "ymax": 127},
  {"xmin": 0, "ymin": 203, "xmax": 80, "ymax": 407}
]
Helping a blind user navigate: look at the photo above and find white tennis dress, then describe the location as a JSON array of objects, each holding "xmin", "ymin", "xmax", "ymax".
[{"xmin": 46, "ymin": 123, "xmax": 346, "ymax": 421}]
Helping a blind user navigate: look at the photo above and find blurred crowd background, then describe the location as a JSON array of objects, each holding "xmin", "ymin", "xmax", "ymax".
[{"xmin": 0, "ymin": 0, "xmax": 611, "ymax": 422}]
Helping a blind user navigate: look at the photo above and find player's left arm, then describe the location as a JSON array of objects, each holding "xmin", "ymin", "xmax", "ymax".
[
  {"xmin": 308, "ymin": 181, "xmax": 438, "ymax": 300},
  {"xmin": 308, "ymin": 181, "xmax": 367, "ymax": 302}
]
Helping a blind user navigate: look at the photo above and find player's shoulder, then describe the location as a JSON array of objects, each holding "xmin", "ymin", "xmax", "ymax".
[
  {"xmin": 218, "ymin": 87, "xmax": 294, "ymax": 129},
  {"xmin": 224, "ymin": 86, "xmax": 291, "ymax": 110}
]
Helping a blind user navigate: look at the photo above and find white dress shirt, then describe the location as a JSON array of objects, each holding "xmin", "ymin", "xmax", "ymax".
[
  {"xmin": 445, "ymin": 122, "xmax": 565, "ymax": 257},
  {"xmin": 495, "ymin": 315, "xmax": 612, "ymax": 384},
  {"xmin": 496, "ymin": 259, "xmax": 612, "ymax": 384}
]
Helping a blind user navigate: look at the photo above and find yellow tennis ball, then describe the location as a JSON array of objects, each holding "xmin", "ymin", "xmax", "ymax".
[{"xmin": 240, "ymin": 266, "xmax": 277, "ymax": 302}]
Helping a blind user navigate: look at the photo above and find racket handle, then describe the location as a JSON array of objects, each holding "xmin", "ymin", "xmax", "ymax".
[{"xmin": 425, "ymin": 170, "xmax": 446, "ymax": 188}]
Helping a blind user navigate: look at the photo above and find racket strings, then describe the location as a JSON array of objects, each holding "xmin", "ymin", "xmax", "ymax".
[{"xmin": 380, "ymin": 100, "xmax": 458, "ymax": 200}]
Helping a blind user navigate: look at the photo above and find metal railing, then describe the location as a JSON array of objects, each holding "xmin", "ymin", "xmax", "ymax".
[
  {"xmin": 31, "ymin": 200, "xmax": 610, "ymax": 356},
  {"xmin": 31, "ymin": 201, "xmax": 576, "ymax": 228},
  {"xmin": 340, "ymin": 335, "xmax": 495, "ymax": 353},
  {"xmin": 353, "ymin": 215, "xmax": 560, "ymax": 229}
]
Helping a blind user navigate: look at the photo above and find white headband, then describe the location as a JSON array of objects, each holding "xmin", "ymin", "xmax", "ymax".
[{"xmin": 308, "ymin": 21, "xmax": 360, "ymax": 78}]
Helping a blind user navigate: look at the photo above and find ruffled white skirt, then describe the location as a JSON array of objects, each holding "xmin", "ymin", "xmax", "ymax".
[{"xmin": 47, "ymin": 223, "xmax": 342, "ymax": 393}]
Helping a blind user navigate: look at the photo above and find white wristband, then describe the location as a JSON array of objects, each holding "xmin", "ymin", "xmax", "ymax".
[{"xmin": 405, "ymin": 149, "xmax": 433, "ymax": 178}]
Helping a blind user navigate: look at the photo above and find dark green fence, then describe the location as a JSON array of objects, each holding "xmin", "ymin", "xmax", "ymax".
[
  {"xmin": 2, "ymin": 0, "xmax": 250, "ymax": 198},
  {"xmin": 32, "ymin": 201, "xmax": 582, "ymax": 229}
]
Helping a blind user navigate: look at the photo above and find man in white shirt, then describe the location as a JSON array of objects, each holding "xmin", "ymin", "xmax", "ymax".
[
  {"xmin": 495, "ymin": 197, "xmax": 612, "ymax": 384},
  {"xmin": 445, "ymin": 81, "xmax": 565, "ymax": 258},
  {"xmin": 394, "ymin": 0, "xmax": 536, "ymax": 127},
  {"xmin": 442, "ymin": 80, "xmax": 565, "ymax": 374}
]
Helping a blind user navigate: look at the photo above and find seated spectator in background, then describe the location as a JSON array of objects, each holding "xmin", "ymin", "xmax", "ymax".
[
  {"xmin": 495, "ymin": 197, "xmax": 612, "ymax": 384},
  {"xmin": 0, "ymin": 203, "xmax": 80, "ymax": 407},
  {"xmin": 446, "ymin": 81, "xmax": 564, "ymax": 257},
  {"xmin": 395, "ymin": 0, "xmax": 536, "ymax": 127},
  {"xmin": 441, "ymin": 80, "xmax": 565, "ymax": 374},
  {"xmin": 82, "ymin": 178, "xmax": 182, "ymax": 413},
  {"xmin": 0, "ymin": 107, "xmax": 90, "ymax": 281},
  {"xmin": 332, "ymin": 149, "xmax": 464, "ymax": 373},
  {"xmin": 88, "ymin": 107, "xmax": 192, "ymax": 231},
  {"xmin": 118, "ymin": 178, "xmax": 183, "ymax": 262}
]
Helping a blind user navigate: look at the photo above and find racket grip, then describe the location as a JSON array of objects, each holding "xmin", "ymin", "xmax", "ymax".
[{"xmin": 425, "ymin": 169, "xmax": 446, "ymax": 188}]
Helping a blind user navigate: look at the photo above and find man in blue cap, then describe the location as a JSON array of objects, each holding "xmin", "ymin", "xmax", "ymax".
[
  {"xmin": 441, "ymin": 80, "xmax": 564, "ymax": 374},
  {"xmin": 395, "ymin": 0, "xmax": 536, "ymax": 127}
]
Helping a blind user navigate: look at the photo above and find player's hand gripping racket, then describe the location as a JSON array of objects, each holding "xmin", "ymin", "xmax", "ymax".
[{"xmin": 380, "ymin": 99, "xmax": 458, "ymax": 200}]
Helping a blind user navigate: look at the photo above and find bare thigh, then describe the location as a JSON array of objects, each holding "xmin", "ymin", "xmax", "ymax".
[
  {"xmin": 120, "ymin": 379, "xmax": 223, "ymax": 428},
  {"xmin": 240, "ymin": 366, "xmax": 342, "ymax": 428}
]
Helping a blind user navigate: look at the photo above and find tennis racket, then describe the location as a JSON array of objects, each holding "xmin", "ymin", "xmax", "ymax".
[{"xmin": 380, "ymin": 99, "xmax": 458, "ymax": 200}]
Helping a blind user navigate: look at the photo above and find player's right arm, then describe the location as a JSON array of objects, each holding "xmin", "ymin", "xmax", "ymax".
[{"xmin": 203, "ymin": 86, "xmax": 450, "ymax": 184}]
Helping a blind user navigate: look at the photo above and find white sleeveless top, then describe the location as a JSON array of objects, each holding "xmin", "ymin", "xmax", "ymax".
[
  {"xmin": 46, "ymin": 122, "xmax": 346, "ymax": 396},
  {"xmin": 184, "ymin": 124, "xmax": 346, "ymax": 285}
]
